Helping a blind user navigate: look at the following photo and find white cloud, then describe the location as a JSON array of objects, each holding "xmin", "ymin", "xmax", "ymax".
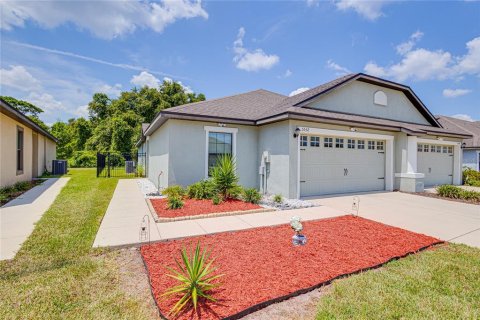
[
  {"xmin": 306, "ymin": 0, "xmax": 319, "ymax": 7},
  {"xmin": 451, "ymin": 114, "xmax": 475, "ymax": 122},
  {"xmin": 364, "ymin": 36, "xmax": 480, "ymax": 82},
  {"xmin": 73, "ymin": 105, "xmax": 89, "ymax": 118},
  {"xmin": 163, "ymin": 77, "xmax": 193, "ymax": 93},
  {"xmin": 289, "ymin": 87, "xmax": 310, "ymax": 97},
  {"xmin": 130, "ymin": 71, "xmax": 161, "ymax": 88},
  {"xmin": 326, "ymin": 59, "xmax": 351, "ymax": 75},
  {"xmin": 0, "ymin": 65, "xmax": 41, "ymax": 91},
  {"xmin": 335, "ymin": 0, "xmax": 388, "ymax": 21},
  {"xmin": 442, "ymin": 89, "xmax": 472, "ymax": 98},
  {"xmin": 24, "ymin": 92, "xmax": 65, "ymax": 113},
  {"xmin": 278, "ymin": 69, "xmax": 293, "ymax": 79},
  {"xmin": 0, "ymin": 0, "xmax": 208, "ymax": 39},
  {"xmin": 96, "ymin": 83, "xmax": 123, "ymax": 97},
  {"xmin": 396, "ymin": 30, "xmax": 424, "ymax": 55},
  {"xmin": 233, "ymin": 27, "xmax": 280, "ymax": 72}
]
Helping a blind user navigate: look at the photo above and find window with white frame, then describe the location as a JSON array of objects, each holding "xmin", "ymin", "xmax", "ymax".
[
  {"xmin": 448, "ymin": 146, "xmax": 453, "ymax": 154},
  {"xmin": 377, "ymin": 141, "xmax": 384, "ymax": 151},
  {"xmin": 357, "ymin": 140, "xmax": 365, "ymax": 149},
  {"xmin": 208, "ymin": 132, "xmax": 232, "ymax": 174},
  {"xmin": 335, "ymin": 138, "xmax": 344, "ymax": 148},
  {"xmin": 324, "ymin": 137, "xmax": 333, "ymax": 148},
  {"xmin": 424, "ymin": 144, "xmax": 429, "ymax": 152},
  {"xmin": 418, "ymin": 144, "xmax": 423, "ymax": 152},
  {"xmin": 347, "ymin": 139, "xmax": 355, "ymax": 149},
  {"xmin": 300, "ymin": 135, "xmax": 308, "ymax": 147},
  {"xmin": 436, "ymin": 145, "xmax": 442, "ymax": 153},
  {"xmin": 368, "ymin": 140, "xmax": 375, "ymax": 150},
  {"xmin": 430, "ymin": 145, "xmax": 436, "ymax": 152},
  {"xmin": 310, "ymin": 136, "xmax": 320, "ymax": 147},
  {"xmin": 442, "ymin": 146, "xmax": 448, "ymax": 153}
]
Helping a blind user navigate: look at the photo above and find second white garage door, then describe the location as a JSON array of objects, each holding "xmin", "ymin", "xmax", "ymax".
[
  {"xmin": 417, "ymin": 143, "xmax": 454, "ymax": 186},
  {"xmin": 300, "ymin": 135, "xmax": 386, "ymax": 197}
]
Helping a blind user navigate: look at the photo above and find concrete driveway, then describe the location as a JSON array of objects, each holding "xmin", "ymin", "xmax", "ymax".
[{"xmin": 305, "ymin": 191, "xmax": 480, "ymax": 248}]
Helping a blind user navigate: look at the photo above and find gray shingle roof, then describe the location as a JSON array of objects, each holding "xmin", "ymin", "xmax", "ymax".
[{"xmin": 436, "ymin": 116, "xmax": 480, "ymax": 147}]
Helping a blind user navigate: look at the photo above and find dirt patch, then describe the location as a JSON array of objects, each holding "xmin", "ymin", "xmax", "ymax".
[
  {"xmin": 403, "ymin": 191, "xmax": 479, "ymax": 205},
  {"xmin": 141, "ymin": 215, "xmax": 441, "ymax": 319},
  {"xmin": 150, "ymin": 198, "xmax": 263, "ymax": 219}
]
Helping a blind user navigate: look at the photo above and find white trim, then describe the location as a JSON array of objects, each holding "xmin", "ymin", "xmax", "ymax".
[
  {"xmin": 418, "ymin": 138, "xmax": 462, "ymax": 185},
  {"xmin": 395, "ymin": 173, "xmax": 425, "ymax": 178},
  {"xmin": 417, "ymin": 138, "xmax": 460, "ymax": 146},
  {"xmin": 203, "ymin": 126, "xmax": 238, "ymax": 178},
  {"xmin": 296, "ymin": 127, "xmax": 394, "ymax": 198}
]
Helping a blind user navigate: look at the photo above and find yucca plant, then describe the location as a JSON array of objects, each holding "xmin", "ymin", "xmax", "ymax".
[
  {"xmin": 163, "ymin": 242, "xmax": 223, "ymax": 316},
  {"xmin": 210, "ymin": 154, "xmax": 240, "ymax": 200}
]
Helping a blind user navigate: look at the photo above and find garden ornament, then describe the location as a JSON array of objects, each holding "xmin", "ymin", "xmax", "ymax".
[
  {"xmin": 290, "ymin": 216, "xmax": 307, "ymax": 246},
  {"xmin": 139, "ymin": 215, "xmax": 151, "ymax": 244}
]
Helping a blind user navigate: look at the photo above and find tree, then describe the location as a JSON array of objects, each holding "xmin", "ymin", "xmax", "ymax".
[
  {"xmin": 88, "ymin": 93, "xmax": 110, "ymax": 122},
  {"xmin": 1, "ymin": 96, "xmax": 50, "ymax": 131}
]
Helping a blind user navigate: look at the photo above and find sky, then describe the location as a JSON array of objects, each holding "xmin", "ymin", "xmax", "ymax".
[{"xmin": 1, "ymin": 0, "xmax": 479, "ymax": 126}]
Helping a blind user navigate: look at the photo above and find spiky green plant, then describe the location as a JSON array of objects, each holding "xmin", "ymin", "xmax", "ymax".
[
  {"xmin": 210, "ymin": 154, "xmax": 240, "ymax": 200},
  {"xmin": 163, "ymin": 242, "xmax": 223, "ymax": 316}
]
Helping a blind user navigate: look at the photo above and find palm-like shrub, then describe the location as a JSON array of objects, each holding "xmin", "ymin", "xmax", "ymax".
[
  {"xmin": 210, "ymin": 155, "xmax": 240, "ymax": 200},
  {"xmin": 163, "ymin": 242, "xmax": 223, "ymax": 316},
  {"xmin": 273, "ymin": 194, "xmax": 283, "ymax": 204},
  {"xmin": 242, "ymin": 188, "xmax": 262, "ymax": 204}
]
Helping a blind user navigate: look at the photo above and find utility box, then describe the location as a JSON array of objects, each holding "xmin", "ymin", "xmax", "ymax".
[
  {"xmin": 125, "ymin": 161, "xmax": 135, "ymax": 174},
  {"xmin": 52, "ymin": 160, "xmax": 68, "ymax": 175}
]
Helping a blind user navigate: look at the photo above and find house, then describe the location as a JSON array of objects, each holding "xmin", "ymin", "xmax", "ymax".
[
  {"xmin": 437, "ymin": 115, "xmax": 480, "ymax": 171},
  {"xmin": 137, "ymin": 73, "xmax": 470, "ymax": 198},
  {"xmin": 0, "ymin": 98, "xmax": 57, "ymax": 188}
]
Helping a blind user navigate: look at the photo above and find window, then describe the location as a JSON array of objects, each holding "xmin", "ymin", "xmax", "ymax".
[
  {"xmin": 430, "ymin": 145, "xmax": 436, "ymax": 152},
  {"xmin": 368, "ymin": 140, "xmax": 375, "ymax": 150},
  {"xmin": 17, "ymin": 126, "xmax": 24, "ymax": 174},
  {"xmin": 310, "ymin": 136, "xmax": 320, "ymax": 147},
  {"xmin": 300, "ymin": 135, "xmax": 308, "ymax": 147},
  {"xmin": 418, "ymin": 144, "xmax": 423, "ymax": 152},
  {"xmin": 436, "ymin": 145, "xmax": 442, "ymax": 153},
  {"xmin": 335, "ymin": 138, "xmax": 344, "ymax": 148},
  {"xmin": 377, "ymin": 141, "xmax": 384, "ymax": 151},
  {"xmin": 442, "ymin": 146, "xmax": 448, "ymax": 153},
  {"xmin": 347, "ymin": 139, "xmax": 355, "ymax": 149},
  {"xmin": 324, "ymin": 137, "xmax": 333, "ymax": 148},
  {"xmin": 448, "ymin": 146, "xmax": 453, "ymax": 154},
  {"xmin": 374, "ymin": 90, "xmax": 387, "ymax": 106},
  {"xmin": 424, "ymin": 144, "xmax": 429, "ymax": 152},
  {"xmin": 357, "ymin": 140, "xmax": 365, "ymax": 149},
  {"xmin": 208, "ymin": 132, "xmax": 232, "ymax": 174}
]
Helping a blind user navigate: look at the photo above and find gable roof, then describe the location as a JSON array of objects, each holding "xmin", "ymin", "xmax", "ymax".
[
  {"xmin": 0, "ymin": 98, "xmax": 57, "ymax": 143},
  {"xmin": 144, "ymin": 74, "xmax": 470, "ymax": 139},
  {"xmin": 436, "ymin": 115, "xmax": 480, "ymax": 148}
]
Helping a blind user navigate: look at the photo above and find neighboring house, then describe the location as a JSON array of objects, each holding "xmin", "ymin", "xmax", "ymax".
[
  {"xmin": 0, "ymin": 98, "xmax": 57, "ymax": 188},
  {"xmin": 137, "ymin": 73, "xmax": 470, "ymax": 198},
  {"xmin": 437, "ymin": 115, "xmax": 480, "ymax": 171}
]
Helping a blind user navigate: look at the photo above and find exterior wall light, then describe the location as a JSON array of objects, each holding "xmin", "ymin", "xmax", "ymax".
[
  {"xmin": 218, "ymin": 123, "xmax": 226, "ymax": 127},
  {"xmin": 293, "ymin": 127, "xmax": 300, "ymax": 138},
  {"xmin": 461, "ymin": 142, "xmax": 466, "ymax": 149},
  {"xmin": 350, "ymin": 127, "xmax": 357, "ymax": 132}
]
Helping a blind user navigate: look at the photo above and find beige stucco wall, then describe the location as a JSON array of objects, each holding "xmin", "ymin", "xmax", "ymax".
[{"xmin": 0, "ymin": 113, "xmax": 56, "ymax": 187}]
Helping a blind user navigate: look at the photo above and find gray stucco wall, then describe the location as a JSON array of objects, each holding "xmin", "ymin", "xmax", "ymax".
[
  {"xmin": 147, "ymin": 122, "xmax": 169, "ymax": 189},
  {"xmin": 463, "ymin": 149, "xmax": 479, "ymax": 170},
  {"xmin": 307, "ymin": 81, "xmax": 430, "ymax": 125}
]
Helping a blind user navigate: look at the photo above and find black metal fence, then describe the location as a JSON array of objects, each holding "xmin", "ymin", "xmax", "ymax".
[{"xmin": 96, "ymin": 152, "xmax": 146, "ymax": 178}]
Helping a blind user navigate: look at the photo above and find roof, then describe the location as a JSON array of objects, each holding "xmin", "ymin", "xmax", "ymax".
[
  {"xmin": 436, "ymin": 116, "xmax": 480, "ymax": 148},
  {"xmin": 142, "ymin": 123, "xmax": 150, "ymax": 134},
  {"xmin": 144, "ymin": 74, "xmax": 470, "ymax": 139},
  {"xmin": 0, "ymin": 98, "xmax": 57, "ymax": 142}
]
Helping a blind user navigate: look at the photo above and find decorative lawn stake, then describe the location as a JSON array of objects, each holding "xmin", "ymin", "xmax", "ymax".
[
  {"xmin": 139, "ymin": 214, "xmax": 151, "ymax": 244},
  {"xmin": 290, "ymin": 216, "xmax": 307, "ymax": 246},
  {"xmin": 352, "ymin": 196, "xmax": 360, "ymax": 217}
]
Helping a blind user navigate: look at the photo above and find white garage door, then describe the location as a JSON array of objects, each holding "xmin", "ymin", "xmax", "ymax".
[
  {"xmin": 300, "ymin": 135, "xmax": 386, "ymax": 197},
  {"xmin": 417, "ymin": 143, "xmax": 454, "ymax": 186}
]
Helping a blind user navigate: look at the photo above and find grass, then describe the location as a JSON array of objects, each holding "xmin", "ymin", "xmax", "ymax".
[
  {"xmin": 316, "ymin": 244, "xmax": 480, "ymax": 319},
  {"xmin": 0, "ymin": 168, "xmax": 155, "ymax": 320}
]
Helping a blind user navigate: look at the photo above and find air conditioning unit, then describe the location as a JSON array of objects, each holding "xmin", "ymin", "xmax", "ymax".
[
  {"xmin": 52, "ymin": 160, "xmax": 68, "ymax": 175},
  {"xmin": 125, "ymin": 161, "xmax": 135, "ymax": 174}
]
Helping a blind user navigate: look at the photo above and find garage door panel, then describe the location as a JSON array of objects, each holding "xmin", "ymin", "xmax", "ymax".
[{"xmin": 417, "ymin": 144, "xmax": 453, "ymax": 186}]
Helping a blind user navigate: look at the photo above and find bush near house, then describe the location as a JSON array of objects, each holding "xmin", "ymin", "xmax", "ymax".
[
  {"xmin": 242, "ymin": 188, "xmax": 262, "ymax": 204},
  {"xmin": 0, "ymin": 180, "xmax": 43, "ymax": 206},
  {"xmin": 436, "ymin": 185, "xmax": 480, "ymax": 202},
  {"xmin": 463, "ymin": 168, "xmax": 480, "ymax": 187},
  {"xmin": 187, "ymin": 179, "xmax": 215, "ymax": 200},
  {"xmin": 210, "ymin": 155, "xmax": 242, "ymax": 200},
  {"xmin": 162, "ymin": 185, "xmax": 186, "ymax": 199}
]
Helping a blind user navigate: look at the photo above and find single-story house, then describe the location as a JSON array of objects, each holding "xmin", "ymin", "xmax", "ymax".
[
  {"xmin": 437, "ymin": 115, "xmax": 480, "ymax": 171},
  {"xmin": 0, "ymin": 98, "xmax": 57, "ymax": 188},
  {"xmin": 137, "ymin": 73, "xmax": 470, "ymax": 198}
]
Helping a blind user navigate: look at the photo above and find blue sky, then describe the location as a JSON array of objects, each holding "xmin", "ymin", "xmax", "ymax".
[{"xmin": 1, "ymin": 0, "xmax": 479, "ymax": 125}]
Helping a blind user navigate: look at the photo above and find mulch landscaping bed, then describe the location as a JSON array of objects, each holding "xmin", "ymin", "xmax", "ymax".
[
  {"xmin": 150, "ymin": 198, "xmax": 263, "ymax": 219},
  {"xmin": 141, "ymin": 215, "xmax": 442, "ymax": 320}
]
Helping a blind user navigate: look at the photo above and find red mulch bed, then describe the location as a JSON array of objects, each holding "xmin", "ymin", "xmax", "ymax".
[
  {"xmin": 150, "ymin": 198, "xmax": 262, "ymax": 218},
  {"xmin": 141, "ymin": 215, "xmax": 441, "ymax": 319}
]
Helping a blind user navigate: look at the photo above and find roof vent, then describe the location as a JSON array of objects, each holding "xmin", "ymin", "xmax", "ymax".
[{"xmin": 374, "ymin": 90, "xmax": 387, "ymax": 106}]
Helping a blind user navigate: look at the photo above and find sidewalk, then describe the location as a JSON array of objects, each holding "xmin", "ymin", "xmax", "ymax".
[
  {"xmin": 93, "ymin": 179, "xmax": 346, "ymax": 248},
  {"xmin": 0, "ymin": 177, "xmax": 70, "ymax": 260}
]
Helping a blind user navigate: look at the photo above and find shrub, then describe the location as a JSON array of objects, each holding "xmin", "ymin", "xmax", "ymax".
[
  {"xmin": 210, "ymin": 155, "xmax": 241, "ymax": 200},
  {"xmin": 167, "ymin": 196, "xmax": 184, "ymax": 210},
  {"xmin": 68, "ymin": 151, "xmax": 96, "ymax": 168},
  {"xmin": 463, "ymin": 168, "xmax": 480, "ymax": 187},
  {"xmin": 242, "ymin": 188, "xmax": 261, "ymax": 204},
  {"xmin": 273, "ymin": 194, "xmax": 283, "ymax": 204},
  {"xmin": 163, "ymin": 185, "xmax": 186, "ymax": 198},
  {"xmin": 187, "ymin": 180, "xmax": 215, "ymax": 200},
  {"xmin": 14, "ymin": 181, "xmax": 31, "ymax": 192},
  {"xmin": 137, "ymin": 164, "xmax": 145, "ymax": 177},
  {"xmin": 212, "ymin": 194, "xmax": 222, "ymax": 205},
  {"xmin": 436, "ymin": 185, "xmax": 463, "ymax": 199},
  {"xmin": 163, "ymin": 242, "xmax": 223, "ymax": 316},
  {"xmin": 461, "ymin": 190, "xmax": 480, "ymax": 201}
]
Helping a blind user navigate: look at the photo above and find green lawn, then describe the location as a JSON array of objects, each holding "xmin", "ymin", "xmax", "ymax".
[
  {"xmin": 0, "ymin": 168, "xmax": 155, "ymax": 320},
  {"xmin": 316, "ymin": 244, "xmax": 480, "ymax": 319}
]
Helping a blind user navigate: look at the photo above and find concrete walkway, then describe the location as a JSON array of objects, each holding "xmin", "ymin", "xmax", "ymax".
[
  {"xmin": 306, "ymin": 191, "xmax": 480, "ymax": 248},
  {"xmin": 0, "ymin": 178, "xmax": 70, "ymax": 260},
  {"xmin": 93, "ymin": 179, "xmax": 346, "ymax": 248}
]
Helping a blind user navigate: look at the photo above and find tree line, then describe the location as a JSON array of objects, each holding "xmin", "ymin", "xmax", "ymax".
[{"xmin": 3, "ymin": 80, "xmax": 205, "ymax": 167}]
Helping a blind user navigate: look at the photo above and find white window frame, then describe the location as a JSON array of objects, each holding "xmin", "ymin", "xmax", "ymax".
[
  {"xmin": 204, "ymin": 126, "xmax": 237, "ymax": 178},
  {"xmin": 310, "ymin": 136, "xmax": 320, "ymax": 147},
  {"xmin": 347, "ymin": 139, "xmax": 355, "ymax": 149},
  {"xmin": 477, "ymin": 151, "xmax": 480, "ymax": 171},
  {"xmin": 357, "ymin": 140, "xmax": 365, "ymax": 149},
  {"xmin": 300, "ymin": 135, "xmax": 308, "ymax": 147}
]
